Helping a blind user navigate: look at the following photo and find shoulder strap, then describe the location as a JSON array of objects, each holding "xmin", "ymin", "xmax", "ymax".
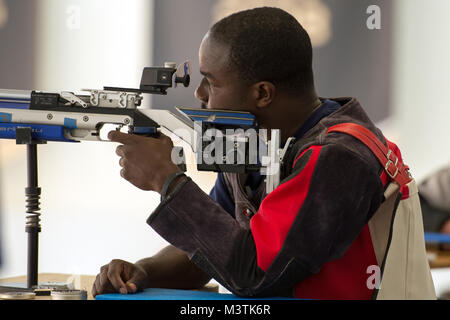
[{"xmin": 326, "ymin": 123, "xmax": 412, "ymax": 187}]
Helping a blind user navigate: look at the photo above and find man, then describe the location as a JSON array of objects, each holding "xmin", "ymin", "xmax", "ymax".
[
  {"xmin": 419, "ymin": 165, "xmax": 450, "ymax": 235},
  {"xmin": 92, "ymin": 7, "xmax": 434, "ymax": 299}
]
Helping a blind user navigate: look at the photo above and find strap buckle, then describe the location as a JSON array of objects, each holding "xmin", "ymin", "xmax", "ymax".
[{"xmin": 385, "ymin": 149, "xmax": 399, "ymax": 179}]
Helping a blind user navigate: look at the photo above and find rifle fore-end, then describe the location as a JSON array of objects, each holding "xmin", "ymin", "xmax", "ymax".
[{"xmin": 0, "ymin": 89, "xmax": 166, "ymax": 142}]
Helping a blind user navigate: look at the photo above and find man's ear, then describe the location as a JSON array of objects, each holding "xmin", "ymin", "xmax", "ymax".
[{"xmin": 251, "ymin": 81, "xmax": 276, "ymax": 108}]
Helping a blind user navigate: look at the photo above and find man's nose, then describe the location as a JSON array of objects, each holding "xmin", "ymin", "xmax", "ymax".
[{"xmin": 194, "ymin": 85, "xmax": 208, "ymax": 107}]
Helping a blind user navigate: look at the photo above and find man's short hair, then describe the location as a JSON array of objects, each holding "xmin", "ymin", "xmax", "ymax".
[{"xmin": 210, "ymin": 7, "xmax": 314, "ymax": 93}]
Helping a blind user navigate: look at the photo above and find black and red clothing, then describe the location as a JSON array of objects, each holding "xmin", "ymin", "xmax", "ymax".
[{"xmin": 147, "ymin": 98, "xmax": 405, "ymax": 299}]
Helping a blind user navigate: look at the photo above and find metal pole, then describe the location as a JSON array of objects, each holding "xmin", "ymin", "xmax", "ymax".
[{"xmin": 25, "ymin": 143, "xmax": 41, "ymax": 288}]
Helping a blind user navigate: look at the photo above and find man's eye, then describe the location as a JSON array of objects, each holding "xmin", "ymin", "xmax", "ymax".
[
  {"xmin": 202, "ymin": 77, "xmax": 215, "ymax": 91},
  {"xmin": 204, "ymin": 79, "xmax": 213, "ymax": 91}
]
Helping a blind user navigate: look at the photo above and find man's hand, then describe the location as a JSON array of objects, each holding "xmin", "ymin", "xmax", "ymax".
[
  {"xmin": 108, "ymin": 131, "xmax": 181, "ymax": 193},
  {"xmin": 92, "ymin": 259, "xmax": 149, "ymax": 297}
]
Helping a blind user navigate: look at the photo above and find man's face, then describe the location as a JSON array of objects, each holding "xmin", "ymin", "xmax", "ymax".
[{"xmin": 195, "ymin": 34, "xmax": 255, "ymax": 113}]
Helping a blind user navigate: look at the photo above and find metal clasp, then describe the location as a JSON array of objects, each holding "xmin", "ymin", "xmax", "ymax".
[
  {"xmin": 61, "ymin": 91, "xmax": 88, "ymax": 108},
  {"xmin": 385, "ymin": 149, "xmax": 399, "ymax": 179}
]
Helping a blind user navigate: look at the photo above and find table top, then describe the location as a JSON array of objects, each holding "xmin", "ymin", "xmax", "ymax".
[{"xmin": 0, "ymin": 273, "xmax": 96, "ymax": 300}]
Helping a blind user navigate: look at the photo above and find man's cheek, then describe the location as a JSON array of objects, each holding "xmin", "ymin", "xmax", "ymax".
[
  {"xmin": 208, "ymin": 92, "xmax": 227, "ymax": 110},
  {"xmin": 211, "ymin": 99, "xmax": 232, "ymax": 111}
]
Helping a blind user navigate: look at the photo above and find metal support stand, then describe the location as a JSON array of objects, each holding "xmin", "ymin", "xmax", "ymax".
[{"xmin": 16, "ymin": 127, "xmax": 46, "ymax": 288}]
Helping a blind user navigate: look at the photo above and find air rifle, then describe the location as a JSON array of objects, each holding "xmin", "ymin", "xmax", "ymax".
[{"xmin": 0, "ymin": 61, "xmax": 289, "ymax": 186}]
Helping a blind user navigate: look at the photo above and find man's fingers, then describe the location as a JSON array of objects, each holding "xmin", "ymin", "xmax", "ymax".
[
  {"xmin": 109, "ymin": 130, "xmax": 170, "ymax": 145},
  {"xmin": 125, "ymin": 281, "xmax": 137, "ymax": 294},
  {"xmin": 92, "ymin": 265, "xmax": 116, "ymax": 297},
  {"xmin": 159, "ymin": 132, "xmax": 174, "ymax": 146},
  {"xmin": 92, "ymin": 276, "xmax": 114, "ymax": 297},
  {"xmin": 120, "ymin": 168, "xmax": 128, "ymax": 180},
  {"xmin": 92, "ymin": 280, "xmax": 98, "ymax": 297},
  {"xmin": 107, "ymin": 261, "xmax": 128, "ymax": 293},
  {"xmin": 108, "ymin": 130, "xmax": 136, "ymax": 144},
  {"xmin": 116, "ymin": 145, "xmax": 125, "ymax": 157}
]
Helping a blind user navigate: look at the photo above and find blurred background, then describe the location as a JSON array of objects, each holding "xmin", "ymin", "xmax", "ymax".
[{"xmin": 0, "ymin": 0, "xmax": 449, "ymax": 296}]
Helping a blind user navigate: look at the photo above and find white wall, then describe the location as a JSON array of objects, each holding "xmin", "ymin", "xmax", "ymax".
[
  {"xmin": 390, "ymin": 0, "xmax": 450, "ymax": 182},
  {"xmin": 35, "ymin": 0, "xmax": 153, "ymax": 92},
  {"xmin": 0, "ymin": 0, "xmax": 216, "ymax": 280}
]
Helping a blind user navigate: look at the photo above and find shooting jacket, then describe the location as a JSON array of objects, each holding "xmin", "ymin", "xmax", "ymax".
[{"xmin": 147, "ymin": 97, "xmax": 436, "ymax": 300}]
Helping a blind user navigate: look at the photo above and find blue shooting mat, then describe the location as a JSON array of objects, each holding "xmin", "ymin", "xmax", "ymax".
[
  {"xmin": 424, "ymin": 232, "xmax": 450, "ymax": 244},
  {"xmin": 95, "ymin": 288, "xmax": 297, "ymax": 300}
]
